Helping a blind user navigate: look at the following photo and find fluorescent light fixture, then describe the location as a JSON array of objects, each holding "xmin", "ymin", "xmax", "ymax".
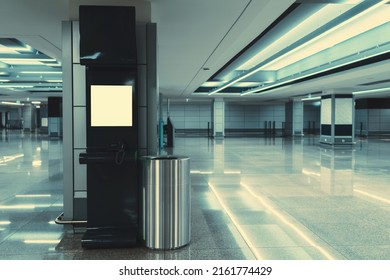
[
  {"xmin": 31, "ymin": 101, "xmax": 41, "ymax": 104},
  {"xmin": 15, "ymin": 194, "xmax": 51, "ymax": 198},
  {"xmin": 0, "ymin": 79, "xmax": 10, "ymax": 82},
  {"xmin": 52, "ymin": 203, "xmax": 64, "ymax": 207},
  {"xmin": 241, "ymin": 84, "xmax": 293, "ymax": 96},
  {"xmin": 0, "ymin": 59, "xmax": 48, "ymax": 65},
  {"xmin": 212, "ymin": 1, "xmax": 388, "ymax": 96},
  {"xmin": 237, "ymin": 4, "xmax": 352, "ymax": 71},
  {"xmin": 202, "ymin": 81, "xmax": 226, "ymax": 87},
  {"xmin": 0, "ymin": 221, "xmax": 11, "ymax": 225},
  {"xmin": 45, "ymin": 61, "xmax": 62, "ymax": 66},
  {"xmin": 301, "ymin": 96, "xmax": 321, "ymax": 101},
  {"xmin": 24, "ymin": 239, "xmax": 60, "ymax": 244},
  {"xmin": 242, "ymin": 48, "xmax": 390, "ymax": 96},
  {"xmin": 0, "ymin": 85, "xmax": 34, "ymax": 89},
  {"xmin": 20, "ymin": 71, "xmax": 62, "ymax": 75},
  {"xmin": 224, "ymin": 170, "xmax": 241, "ymax": 174},
  {"xmin": 208, "ymin": 71, "xmax": 256, "ymax": 95},
  {"xmin": 0, "ymin": 204, "xmax": 35, "ymax": 210},
  {"xmin": 352, "ymin": 87, "xmax": 390, "ymax": 95},
  {"xmin": 11, "ymin": 44, "xmax": 33, "ymax": 52},
  {"xmin": 190, "ymin": 170, "xmax": 215, "ymax": 174},
  {"xmin": 1, "ymin": 101, "xmax": 24, "ymax": 106},
  {"xmin": 0, "ymin": 44, "xmax": 20, "ymax": 54},
  {"xmin": 232, "ymin": 82, "xmax": 263, "ymax": 88},
  {"xmin": 263, "ymin": 2, "xmax": 390, "ymax": 71},
  {"xmin": 200, "ymin": 171, "xmax": 214, "ymax": 174},
  {"xmin": 46, "ymin": 79, "xmax": 62, "ymax": 83}
]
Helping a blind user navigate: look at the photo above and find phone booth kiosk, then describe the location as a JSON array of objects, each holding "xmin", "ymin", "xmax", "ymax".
[{"xmin": 78, "ymin": 5, "xmax": 140, "ymax": 248}]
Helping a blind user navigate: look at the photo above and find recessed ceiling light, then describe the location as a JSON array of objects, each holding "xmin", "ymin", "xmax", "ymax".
[
  {"xmin": 0, "ymin": 44, "xmax": 19, "ymax": 54},
  {"xmin": 353, "ymin": 87, "xmax": 390, "ymax": 95},
  {"xmin": 0, "ymin": 59, "xmax": 47, "ymax": 65},
  {"xmin": 20, "ymin": 71, "xmax": 62, "ymax": 75},
  {"xmin": 1, "ymin": 101, "xmax": 24, "ymax": 106}
]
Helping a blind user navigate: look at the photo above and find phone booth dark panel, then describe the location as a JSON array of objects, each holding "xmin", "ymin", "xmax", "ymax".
[
  {"xmin": 79, "ymin": 6, "xmax": 137, "ymax": 66},
  {"xmin": 85, "ymin": 67, "xmax": 138, "ymax": 228},
  {"xmin": 78, "ymin": 5, "xmax": 140, "ymax": 248}
]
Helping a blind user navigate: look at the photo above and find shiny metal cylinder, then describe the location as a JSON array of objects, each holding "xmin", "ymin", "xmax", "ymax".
[{"xmin": 142, "ymin": 155, "xmax": 191, "ymax": 249}]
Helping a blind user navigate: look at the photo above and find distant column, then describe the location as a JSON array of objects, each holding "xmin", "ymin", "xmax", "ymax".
[
  {"xmin": 48, "ymin": 97, "xmax": 62, "ymax": 137},
  {"xmin": 285, "ymin": 99, "xmax": 304, "ymax": 137},
  {"xmin": 213, "ymin": 98, "xmax": 225, "ymax": 139},
  {"xmin": 320, "ymin": 91, "xmax": 355, "ymax": 145}
]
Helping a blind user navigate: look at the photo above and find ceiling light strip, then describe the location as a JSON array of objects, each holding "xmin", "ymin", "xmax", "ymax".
[
  {"xmin": 15, "ymin": 194, "xmax": 51, "ymax": 198},
  {"xmin": 24, "ymin": 239, "xmax": 60, "ymax": 244},
  {"xmin": 352, "ymin": 87, "xmax": 390, "ymax": 95},
  {"xmin": 237, "ymin": 4, "xmax": 348, "ymax": 71},
  {"xmin": 19, "ymin": 71, "xmax": 62, "ymax": 75},
  {"xmin": 301, "ymin": 96, "xmax": 322, "ymax": 101},
  {"xmin": 210, "ymin": 0, "xmax": 387, "ymax": 96},
  {"xmin": 0, "ymin": 204, "xmax": 35, "ymax": 210},
  {"xmin": 241, "ymin": 48, "xmax": 390, "ymax": 96},
  {"xmin": 208, "ymin": 71, "xmax": 257, "ymax": 95},
  {"xmin": 1, "ymin": 101, "xmax": 25, "ymax": 106},
  {"xmin": 262, "ymin": 1, "xmax": 386, "ymax": 70}
]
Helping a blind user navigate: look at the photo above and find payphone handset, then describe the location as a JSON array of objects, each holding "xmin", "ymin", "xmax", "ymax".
[{"xmin": 107, "ymin": 141, "xmax": 126, "ymax": 165}]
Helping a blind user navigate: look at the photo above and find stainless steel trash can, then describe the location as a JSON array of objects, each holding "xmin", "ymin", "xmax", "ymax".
[{"xmin": 142, "ymin": 155, "xmax": 191, "ymax": 249}]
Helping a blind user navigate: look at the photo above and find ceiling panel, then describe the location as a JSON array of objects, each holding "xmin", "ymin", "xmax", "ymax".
[
  {"xmin": 1, "ymin": 0, "xmax": 389, "ymax": 106},
  {"xmin": 196, "ymin": 0, "xmax": 390, "ymax": 101}
]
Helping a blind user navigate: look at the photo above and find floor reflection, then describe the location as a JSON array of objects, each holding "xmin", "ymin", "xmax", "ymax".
[{"xmin": 1, "ymin": 131, "xmax": 390, "ymax": 259}]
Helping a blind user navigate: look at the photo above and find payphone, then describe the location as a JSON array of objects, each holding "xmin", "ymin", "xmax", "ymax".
[{"xmin": 78, "ymin": 5, "xmax": 140, "ymax": 248}]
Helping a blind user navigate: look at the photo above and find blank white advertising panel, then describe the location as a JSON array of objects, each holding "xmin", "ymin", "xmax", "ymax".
[
  {"xmin": 335, "ymin": 98, "xmax": 352, "ymax": 124},
  {"xmin": 90, "ymin": 85, "xmax": 133, "ymax": 127},
  {"xmin": 321, "ymin": 98, "xmax": 331, "ymax": 125}
]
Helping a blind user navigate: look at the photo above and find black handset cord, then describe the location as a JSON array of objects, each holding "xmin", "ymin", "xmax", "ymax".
[{"xmin": 115, "ymin": 144, "xmax": 126, "ymax": 165}]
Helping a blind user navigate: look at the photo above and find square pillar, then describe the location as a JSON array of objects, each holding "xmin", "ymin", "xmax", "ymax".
[
  {"xmin": 285, "ymin": 99, "xmax": 304, "ymax": 137},
  {"xmin": 213, "ymin": 98, "xmax": 225, "ymax": 139},
  {"xmin": 320, "ymin": 92, "xmax": 355, "ymax": 145}
]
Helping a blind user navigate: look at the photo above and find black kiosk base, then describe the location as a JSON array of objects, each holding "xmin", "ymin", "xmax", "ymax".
[
  {"xmin": 79, "ymin": 148, "xmax": 139, "ymax": 249},
  {"xmin": 81, "ymin": 227, "xmax": 138, "ymax": 249},
  {"xmin": 78, "ymin": 6, "xmax": 140, "ymax": 249}
]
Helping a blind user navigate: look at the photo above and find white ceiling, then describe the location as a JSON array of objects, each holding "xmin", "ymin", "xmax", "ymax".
[{"xmin": 0, "ymin": 0, "xmax": 389, "ymax": 104}]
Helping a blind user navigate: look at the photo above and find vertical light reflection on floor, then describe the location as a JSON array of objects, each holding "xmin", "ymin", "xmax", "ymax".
[
  {"xmin": 208, "ymin": 182, "xmax": 264, "ymax": 260},
  {"xmin": 354, "ymin": 189, "xmax": 390, "ymax": 204},
  {"xmin": 240, "ymin": 181, "xmax": 335, "ymax": 260}
]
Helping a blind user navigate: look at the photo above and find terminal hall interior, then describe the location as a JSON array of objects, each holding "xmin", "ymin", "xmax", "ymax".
[{"xmin": 0, "ymin": 0, "xmax": 390, "ymax": 260}]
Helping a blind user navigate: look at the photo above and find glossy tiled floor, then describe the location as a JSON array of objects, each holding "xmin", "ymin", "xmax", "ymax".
[{"xmin": 1, "ymin": 130, "xmax": 390, "ymax": 259}]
